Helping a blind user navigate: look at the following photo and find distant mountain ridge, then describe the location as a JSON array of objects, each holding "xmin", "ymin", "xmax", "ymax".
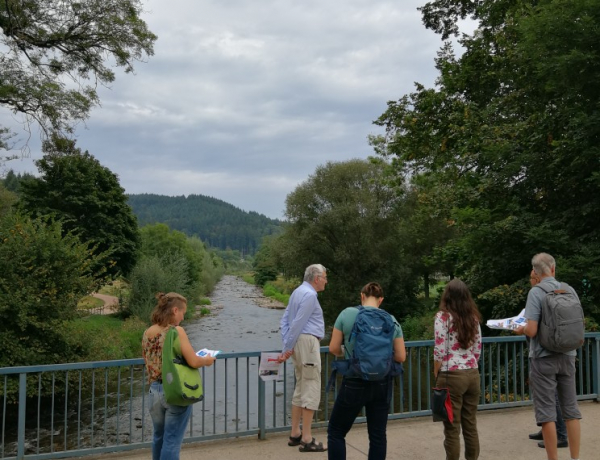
[{"xmin": 127, "ymin": 193, "xmax": 283, "ymax": 254}]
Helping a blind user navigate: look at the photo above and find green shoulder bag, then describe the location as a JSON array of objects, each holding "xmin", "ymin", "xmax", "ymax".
[{"xmin": 161, "ymin": 326, "xmax": 204, "ymax": 406}]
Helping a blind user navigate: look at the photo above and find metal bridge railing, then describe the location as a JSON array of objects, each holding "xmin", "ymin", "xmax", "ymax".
[{"xmin": 1, "ymin": 334, "xmax": 598, "ymax": 460}]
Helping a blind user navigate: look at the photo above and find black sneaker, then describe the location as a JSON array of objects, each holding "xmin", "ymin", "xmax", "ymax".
[
  {"xmin": 538, "ymin": 439, "xmax": 569, "ymax": 448},
  {"xmin": 529, "ymin": 431, "xmax": 543, "ymax": 440}
]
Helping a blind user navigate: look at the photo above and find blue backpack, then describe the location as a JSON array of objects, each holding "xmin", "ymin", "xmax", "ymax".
[{"xmin": 327, "ymin": 306, "xmax": 402, "ymax": 389}]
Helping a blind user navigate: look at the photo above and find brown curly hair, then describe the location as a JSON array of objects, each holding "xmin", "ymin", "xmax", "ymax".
[{"xmin": 150, "ymin": 292, "xmax": 187, "ymax": 326}]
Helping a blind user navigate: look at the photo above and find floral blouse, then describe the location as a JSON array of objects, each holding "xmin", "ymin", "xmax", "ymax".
[
  {"xmin": 434, "ymin": 311, "xmax": 482, "ymax": 372},
  {"xmin": 142, "ymin": 326, "xmax": 169, "ymax": 384}
]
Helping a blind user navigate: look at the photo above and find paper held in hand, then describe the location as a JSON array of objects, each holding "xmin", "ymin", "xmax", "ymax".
[
  {"xmin": 196, "ymin": 348, "xmax": 221, "ymax": 358},
  {"xmin": 259, "ymin": 352, "xmax": 283, "ymax": 381},
  {"xmin": 486, "ymin": 309, "xmax": 527, "ymax": 331}
]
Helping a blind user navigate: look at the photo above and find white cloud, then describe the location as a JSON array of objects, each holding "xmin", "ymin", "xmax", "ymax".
[{"xmin": 3, "ymin": 0, "xmax": 457, "ymax": 219}]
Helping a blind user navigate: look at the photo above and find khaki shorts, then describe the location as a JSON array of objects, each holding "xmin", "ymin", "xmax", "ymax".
[{"xmin": 291, "ymin": 334, "xmax": 321, "ymax": 411}]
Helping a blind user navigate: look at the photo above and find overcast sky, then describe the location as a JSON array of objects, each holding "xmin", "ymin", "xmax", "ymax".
[{"xmin": 4, "ymin": 0, "xmax": 468, "ymax": 220}]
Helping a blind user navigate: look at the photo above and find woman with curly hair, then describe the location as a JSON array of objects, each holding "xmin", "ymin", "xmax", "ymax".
[
  {"xmin": 433, "ymin": 279, "xmax": 482, "ymax": 460},
  {"xmin": 142, "ymin": 292, "xmax": 216, "ymax": 460}
]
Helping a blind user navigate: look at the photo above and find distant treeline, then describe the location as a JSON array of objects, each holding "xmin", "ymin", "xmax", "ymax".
[{"xmin": 127, "ymin": 193, "xmax": 283, "ymax": 254}]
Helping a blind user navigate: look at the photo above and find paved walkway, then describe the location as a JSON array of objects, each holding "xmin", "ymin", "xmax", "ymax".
[{"xmin": 82, "ymin": 400, "xmax": 599, "ymax": 460}]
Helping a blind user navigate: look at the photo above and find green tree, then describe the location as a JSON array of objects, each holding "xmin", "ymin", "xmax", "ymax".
[
  {"xmin": 19, "ymin": 136, "xmax": 141, "ymax": 277},
  {"xmin": 0, "ymin": 0, "xmax": 156, "ymax": 157},
  {"xmin": 253, "ymin": 236, "xmax": 279, "ymax": 286},
  {"xmin": 373, "ymin": 0, "xmax": 600, "ymax": 322},
  {"xmin": 275, "ymin": 159, "xmax": 420, "ymax": 321},
  {"xmin": 0, "ymin": 182, "xmax": 17, "ymax": 216},
  {"xmin": 127, "ymin": 254, "xmax": 190, "ymax": 324},
  {"xmin": 138, "ymin": 223, "xmax": 224, "ymax": 301},
  {"xmin": 0, "ymin": 212, "xmax": 105, "ymax": 367},
  {"xmin": 140, "ymin": 224, "xmax": 204, "ymax": 287}
]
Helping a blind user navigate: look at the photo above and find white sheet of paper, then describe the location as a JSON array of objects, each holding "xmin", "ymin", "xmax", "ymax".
[
  {"xmin": 259, "ymin": 352, "xmax": 283, "ymax": 381},
  {"xmin": 486, "ymin": 309, "xmax": 527, "ymax": 330},
  {"xmin": 196, "ymin": 348, "xmax": 221, "ymax": 357}
]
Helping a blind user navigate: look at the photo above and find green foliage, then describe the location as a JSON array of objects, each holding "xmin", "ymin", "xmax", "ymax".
[
  {"xmin": 198, "ymin": 297, "xmax": 212, "ymax": 306},
  {"xmin": 126, "ymin": 254, "xmax": 190, "ymax": 324},
  {"xmin": 0, "ymin": 0, "xmax": 156, "ymax": 158},
  {"xmin": 0, "ymin": 212, "xmax": 105, "ymax": 367},
  {"xmin": 138, "ymin": 223, "xmax": 224, "ymax": 301},
  {"xmin": 274, "ymin": 159, "xmax": 421, "ymax": 322},
  {"xmin": 214, "ymin": 248, "xmax": 254, "ymax": 273},
  {"xmin": 1, "ymin": 169, "xmax": 35, "ymax": 194},
  {"xmin": 241, "ymin": 273, "xmax": 255, "ymax": 284},
  {"xmin": 263, "ymin": 282, "xmax": 290, "ymax": 305},
  {"xmin": 18, "ymin": 136, "xmax": 141, "ymax": 277},
  {"xmin": 128, "ymin": 193, "xmax": 283, "ymax": 255},
  {"xmin": 372, "ymin": 0, "xmax": 600, "ymax": 324},
  {"xmin": 66, "ymin": 315, "xmax": 146, "ymax": 361},
  {"xmin": 0, "ymin": 182, "xmax": 17, "ymax": 216},
  {"xmin": 268, "ymin": 276, "xmax": 299, "ymax": 295},
  {"xmin": 253, "ymin": 237, "xmax": 279, "ymax": 286},
  {"xmin": 477, "ymin": 279, "xmax": 530, "ymax": 327},
  {"xmin": 400, "ymin": 313, "xmax": 435, "ymax": 341}
]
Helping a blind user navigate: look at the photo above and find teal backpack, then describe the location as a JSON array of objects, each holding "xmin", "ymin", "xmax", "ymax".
[{"xmin": 162, "ymin": 326, "xmax": 204, "ymax": 406}]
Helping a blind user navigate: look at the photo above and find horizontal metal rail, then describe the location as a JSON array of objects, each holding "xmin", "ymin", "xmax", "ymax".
[{"xmin": 1, "ymin": 334, "xmax": 598, "ymax": 459}]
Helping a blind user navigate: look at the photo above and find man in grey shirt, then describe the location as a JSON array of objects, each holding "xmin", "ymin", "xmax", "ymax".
[
  {"xmin": 516, "ymin": 253, "xmax": 582, "ymax": 460},
  {"xmin": 279, "ymin": 264, "xmax": 327, "ymax": 452}
]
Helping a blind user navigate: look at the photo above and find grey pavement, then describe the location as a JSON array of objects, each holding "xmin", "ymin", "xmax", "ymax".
[{"xmin": 83, "ymin": 400, "xmax": 599, "ymax": 460}]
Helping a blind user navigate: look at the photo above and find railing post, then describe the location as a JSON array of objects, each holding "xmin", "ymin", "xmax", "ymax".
[
  {"xmin": 17, "ymin": 373, "xmax": 26, "ymax": 460},
  {"xmin": 593, "ymin": 336, "xmax": 600, "ymax": 402},
  {"xmin": 257, "ymin": 376, "xmax": 266, "ymax": 440}
]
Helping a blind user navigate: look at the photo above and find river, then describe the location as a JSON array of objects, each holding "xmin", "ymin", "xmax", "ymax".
[{"xmin": 186, "ymin": 275, "xmax": 286, "ymax": 353}]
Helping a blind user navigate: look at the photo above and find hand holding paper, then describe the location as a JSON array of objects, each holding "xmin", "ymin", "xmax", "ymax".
[
  {"xmin": 196, "ymin": 348, "xmax": 221, "ymax": 358},
  {"xmin": 486, "ymin": 309, "xmax": 527, "ymax": 331}
]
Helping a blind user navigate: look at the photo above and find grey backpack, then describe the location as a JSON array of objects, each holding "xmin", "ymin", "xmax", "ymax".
[{"xmin": 535, "ymin": 282, "xmax": 585, "ymax": 353}]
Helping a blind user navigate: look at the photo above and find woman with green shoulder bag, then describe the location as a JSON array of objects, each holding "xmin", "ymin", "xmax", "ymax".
[{"xmin": 142, "ymin": 292, "xmax": 216, "ymax": 460}]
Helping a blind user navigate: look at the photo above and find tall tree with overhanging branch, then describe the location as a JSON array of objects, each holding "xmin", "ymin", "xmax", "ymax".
[
  {"xmin": 0, "ymin": 0, "xmax": 156, "ymax": 158},
  {"xmin": 372, "ymin": 0, "xmax": 600, "ymax": 323},
  {"xmin": 19, "ymin": 135, "xmax": 141, "ymax": 278}
]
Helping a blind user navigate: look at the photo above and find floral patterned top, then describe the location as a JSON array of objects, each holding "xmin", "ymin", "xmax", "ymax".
[
  {"xmin": 434, "ymin": 311, "xmax": 482, "ymax": 372},
  {"xmin": 142, "ymin": 325, "xmax": 170, "ymax": 384}
]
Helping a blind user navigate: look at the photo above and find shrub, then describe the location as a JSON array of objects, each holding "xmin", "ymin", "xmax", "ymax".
[
  {"xmin": 126, "ymin": 254, "xmax": 190, "ymax": 323},
  {"xmin": 0, "ymin": 212, "xmax": 105, "ymax": 369}
]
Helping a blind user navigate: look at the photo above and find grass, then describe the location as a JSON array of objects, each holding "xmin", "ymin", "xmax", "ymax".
[
  {"xmin": 263, "ymin": 283, "xmax": 290, "ymax": 305},
  {"xmin": 70, "ymin": 315, "xmax": 146, "ymax": 360},
  {"xmin": 241, "ymin": 273, "xmax": 255, "ymax": 284}
]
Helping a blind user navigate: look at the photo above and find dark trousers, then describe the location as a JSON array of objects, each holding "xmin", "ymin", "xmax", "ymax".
[
  {"xmin": 327, "ymin": 378, "xmax": 391, "ymax": 460},
  {"xmin": 437, "ymin": 369, "xmax": 480, "ymax": 460},
  {"xmin": 554, "ymin": 390, "xmax": 568, "ymax": 440}
]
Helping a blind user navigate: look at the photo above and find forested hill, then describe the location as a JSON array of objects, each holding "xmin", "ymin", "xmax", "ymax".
[{"xmin": 127, "ymin": 194, "xmax": 283, "ymax": 254}]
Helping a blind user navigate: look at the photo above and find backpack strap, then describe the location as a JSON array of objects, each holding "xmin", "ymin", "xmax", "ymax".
[
  {"xmin": 534, "ymin": 281, "xmax": 570, "ymax": 294},
  {"xmin": 533, "ymin": 284, "xmax": 551, "ymax": 294},
  {"xmin": 327, "ymin": 306, "xmax": 363, "ymax": 392},
  {"xmin": 347, "ymin": 305, "xmax": 364, "ymax": 350}
]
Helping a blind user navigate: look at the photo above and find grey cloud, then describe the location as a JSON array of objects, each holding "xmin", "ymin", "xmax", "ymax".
[{"xmin": 4, "ymin": 0, "xmax": 451, "ymax": 219}]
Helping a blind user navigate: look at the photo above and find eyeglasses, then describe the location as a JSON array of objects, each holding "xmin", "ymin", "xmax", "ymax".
[{"xmin": 319, "ymin": 274, "xmax": 328, "ymax": 280}]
